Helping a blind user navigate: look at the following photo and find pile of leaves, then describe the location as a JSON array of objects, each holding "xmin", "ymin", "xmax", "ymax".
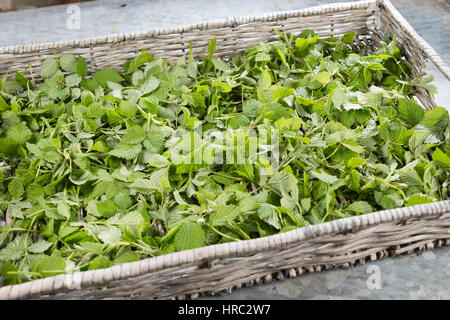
[{"xmin": 0, "ymin": 30, "xmax": 448, "ymax": 286}]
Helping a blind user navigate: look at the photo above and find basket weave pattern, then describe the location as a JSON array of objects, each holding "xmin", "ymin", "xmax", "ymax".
[{"xmin": 0, "ymin": 0, "xmax": 449, "ymax": 299}]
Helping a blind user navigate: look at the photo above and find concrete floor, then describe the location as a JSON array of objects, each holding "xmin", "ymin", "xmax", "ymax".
[
  {"xmin": 0, "ymin": 0, "xmax": 449, "ymax": 299},
  {"xmin": 202, "ymin": 247, "xmax": 450, "ymax": 300}
]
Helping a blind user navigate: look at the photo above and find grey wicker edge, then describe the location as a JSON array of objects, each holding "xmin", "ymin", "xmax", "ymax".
[
  {"xmin": 0, "ymin": 0, "xmax": 377, "ymax": 54},
  {"xmin": 380, "ymin": 0, "xmax": 450, "ymax": 81},
  {"xmin": 0, "ymin": 201, "xmax": 449, "ymax": 299},
  {"xmin": 0, "ymin": 0, "xmax": 448, "ymax": 81},
  {"xmin": 0, "ymin": 0, "xmax": 449, "ymax": 299}
]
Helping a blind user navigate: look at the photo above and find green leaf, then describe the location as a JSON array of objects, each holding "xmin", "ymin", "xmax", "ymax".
[
  {"xmin": 380, "ymin": 121, "xmax": 412, "ymax": 145},
  {"xmin": 258, "ymin": 69, "xmax": 272, "ymax": 90},
  {"xmin": 414, "ymin": 107, "xmax": 449, "ymax": 143},
  {"xmin": 118, "ymin": 100, "xmax": 137, "ymax": 118},
  {"xmin": 7, "ymin": 122, "xmax": 32, "ymax": 145},
  {"xmin": 98, "ymin": 226, "xmax": 122, "ymax": 245},
  {"xmin": 57, "ymin": 202, "xmax": 71, "ymax": 219},
  {"xmin": 113, "ymin": 192, "xmax": 133, "ymax": 209},
  {"xmin": 130, "ymin": 168, "xmax": 170, "ymax": 192},
  {"xmin": 97, "ymin": 200, "xmax": 117, "ymax": 218},
  {"xmin": 208, "ymin": 205, "xmax": 241, "ymax": 227},
  {"xmin": 397, "ymin": 98, "xmax": 424, "ymax": 127},
  {"xmin": 26, "ymin": 142, "xmax": 42, "ymax": 157},
  {"xmin": 255, "ymin": 52, "xmax": 271, "ymax": 62},
  {"xmin": 27, "ymin": 183, "xmax": 44, "ymax": 201},
  {"xmin": 0, "ymin": 235, "xmax": 30, "ymax": 262},
  {"xmin": 347, "ymin": 201, "xmax": 373, "ymax": 214},
  {"xmin": 270, "ymin": 86, "xmax": 293, "ymax": 102},
  {"xmin": 65, "ymin": 74, "xmax": 82, "ymax": 87},
  {"xmin": 64, "ymin": 231, "xmax": 88, "ymax": 244},
  {"xmin": 143, "ymin": 128, "xmax": 165, "ymax": 154},
  {"xmin": 408, "ymin": 75, "xmax": 437, "ymax": 97},
  {"xmin": 41, "ymin": 58, "xmax": 58, "ymax": 78},
  {"xmin": 36, "ymin": 256, "xmax": 66, "ymax": 277},
  {"xmin": 15, "ymin": 71, "xmax": 32, "ymax": 89},
  {"xmin": 0, "ymin": 137, "xmax": 19, "ymax": 156},
  {"xmin": 60, "ymin": 54, "xmax": 77, "ymax": 73},
  {"xmin": 375, "ymin": 190, "xmax": 403, "ymax": 210},
  {"xmin": 113, "ymin": 251, "xmax": 140, "ymax": 265},
  {"xmin": 109, "ymin": 210, "xmax": 146, "ymax": 235},
  {"xmin": 342, "ymin": 31, "xmax": 355, "ymax": 45},
  {"xmin": 139, "ymin": 76, "xmax": 160, "ymax": 95},
  {"xmin": 81, "ymin": 78, "xmax": 100, "ymax": 92},
  {"xmin": 147, "ymin": 154, "xmax": 169, "ymax": 168},
  {"xmin": 238, "ymin": 198, "xmax": 258, "ymax": 212},
  {"xmin": 0, "ymin": 95, "xmax": 8, "ymax": 111},
  {"xmin": 262, "ymin": 102, "xmax": 291, "ymax": 121},
  {"xmin": 58, "ymin": 225, "xmax": 78, "ymax": 239},
  {"xmin": 28, "ymin": 240, "xmax": 52, "ymax": 253},
  {"xmin": 123, "ymin": 50, "xmax": 153, "ymax": 74},
  {"xmin": 69, "ymin": 171, "xmax": 95, "ymax": 185},
  {"xmin": 295, "ymin": 38, "xmax": 308, "ymax": 51},
  {"xmin": 8, "ymin": 178, "xmax": 24, "ymax": 199},
  {"xmin": 121, "ymin": 126, "xmax": 145, "ymax": 144},
  {"xmin": 3, "ymin": 80, "xmax": 23, "ymax": 94},
  {"xmin": 257, "ymin": 203, "xmax": 281, "ymax": 230},
  {"xmin": 346, "ymin": 157, "xmax": 366, "ymax": 168},
  {"xmin": 432, "ymin": 148, "xmax": 450, "ymax": 169},
  {"xmin": 88, "ymin": 255, "xmax": 112, "ymax": 270},
  {"xmin": 208, "ymin": 37, "xmax": 217, "ymax": 56},
  {"xmin": 80, "ymin": 242, "xmax": 104, "ymax": 255},
  {"xmin": 366, "ymin": 63, "xmax": 386, "ymax": 71},
  {"xmin": 76, "ymin": 56, "xmax": 88, "ymax": 78},
  {"xmin": 421, "ymin": 107, "xmax": 449, "ymax": 127},
  {"xmin": 300, "ymin": 198, "xmax": 311, "ymax": 211},
  {"xmin": 398, "ymin": 166, "xmax": 423, "ymax": 186},
  {"xmin": 90, "ymin": 141, "xmax": 110, "ymax": 153},
  {"xmin": 268, "ymin": 171, "xmax": 298, "ymax": 198},
  {"xmin": 405, "ymin": 194, "xmax": 434, "ymax": 206},
  {"xmin": 1, "ymin": 263, "xmax": 19, "ymax": 284},
  {"xmin": 317, "ymin": 71, "xmax": 331, "ymax": 84},
  {"xmin": 109, "ymin": 143, "xmax": 142, "ymax": 159},
  {"xmin": 273, "ymin": 43, "xmax": 287, "ymax": 66},
  {"xmin": 213, "ymin": 80, "xmax": 232, "ymax": 93},
  {"xmin": 330, "ymin": 87, "xmax": 347, "ymax": 110},
  {"xmin": 228, "ymin": 114, "xmax": 250, "ymax": 129},
  {"xmin": 363, "ymin": 68, "xmax": 372, "ymax": 83},
  {"xmin": 342, "ymin": 140, "xmax": 365, "ymax": 154},
  {"xmin": 174, "ymin": 222, "xmax": 205, "ymax": 251},
  {"xmin": 212, "ymin": 59, "xmax": 231, "ymax": 72},
  {"xmin": 187, "ymin": 59, "xmax": 198, "ymax": 78},
  {"xmin": 93, "ymin": 68, "xmax": 124, "ymax": 87},
  {"xmin": 310, "ymin": 169, "xmax": 338, "ymax": 184}
]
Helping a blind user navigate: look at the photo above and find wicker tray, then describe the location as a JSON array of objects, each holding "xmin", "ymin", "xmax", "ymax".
[{"xmin": 0, "ymin": 0, "xmax": 449, "ymax": 300}]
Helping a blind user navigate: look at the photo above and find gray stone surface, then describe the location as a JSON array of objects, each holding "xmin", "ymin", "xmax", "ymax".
[
  {"xmin": 0, "ymin": 0, "xmax": 448, "ymax": 299},
  {"xmin": 201, "ymin": 247, "xmax": 450, "ymax": 300}
]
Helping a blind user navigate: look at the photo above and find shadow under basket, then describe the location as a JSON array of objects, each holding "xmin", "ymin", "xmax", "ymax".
[{"xmin": 0, "ymin": 0, "xmax": 449, "ymax": 299}]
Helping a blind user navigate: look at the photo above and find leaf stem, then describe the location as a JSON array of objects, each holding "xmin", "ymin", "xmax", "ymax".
[
  {"xmin": 208, "ymin": 224, "xmax": 240, "ymax": 242},
  {"xmin": 228, "ymin": 221, "xmax": 251, "ymax": 240}
]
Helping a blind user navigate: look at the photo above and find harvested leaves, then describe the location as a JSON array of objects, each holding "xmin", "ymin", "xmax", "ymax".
[{"xmin": 0, "ymin": 30, "xmax": 448, "ymax": 285}]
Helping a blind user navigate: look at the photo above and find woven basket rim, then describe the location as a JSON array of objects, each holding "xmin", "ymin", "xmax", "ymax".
[
  {"xmin": 0, "ymin": 0, "xmax": 378, "ymax": 55},
  {"xmin": 0, "ymin": 0, "xmax": 447, "ymax": 79},
  {"xmin": 1, "ymin": 201, "xmax": 448, "ymax": 299},
  {"xmin": 0, "ymin": 0, "xmax": 449, "ymax": 299}
]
